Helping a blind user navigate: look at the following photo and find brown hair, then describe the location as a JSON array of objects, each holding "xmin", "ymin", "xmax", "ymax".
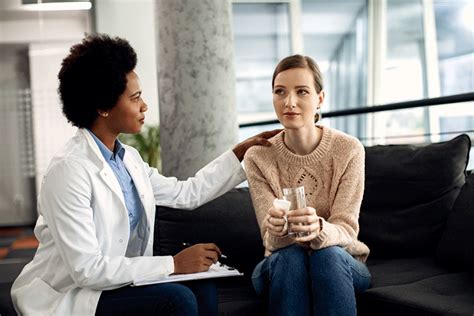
[{"xmin": 272, "ymin": 54, "xmax": 324, "ymax": 93}]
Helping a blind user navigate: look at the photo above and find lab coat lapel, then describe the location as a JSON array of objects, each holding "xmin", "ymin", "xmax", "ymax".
[
  {"xmin": 123, "ymin": 151, "xmax": 150, "ymax": 219},
  {"xmin": 98, "ymin": 166, "xmax": 126, "ymax": 207}
]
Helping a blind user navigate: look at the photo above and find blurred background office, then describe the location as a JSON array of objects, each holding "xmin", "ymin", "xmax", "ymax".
[{"xmin": 0, "ymin": 0, "xmax": 473, "ymax": 226}]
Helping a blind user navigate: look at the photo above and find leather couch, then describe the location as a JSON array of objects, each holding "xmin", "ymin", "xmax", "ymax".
[{"xmin": 155, "ymin": 134, "xmax": 474, "ymax": 316}]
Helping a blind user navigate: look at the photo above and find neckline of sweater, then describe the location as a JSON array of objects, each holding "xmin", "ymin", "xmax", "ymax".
[{"xmin": 274, "ymin": 125, "xmax": 333, "ymax": 165}]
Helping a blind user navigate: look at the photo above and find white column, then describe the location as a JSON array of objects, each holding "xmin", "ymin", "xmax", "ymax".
[
  {"xmin": 367, "ymin": 0, "xmax": 387, "ymax": 145},
  {"xmin": 156, "ymin": 0, "xmax": 238, "ymax": 179},
  {"xmin": 289, "ymin": 0, "xmax": 303, "ymax": 54},
  {"xmin": 422, "ymin": 0, "xmax": 441, "ymax": 142}
]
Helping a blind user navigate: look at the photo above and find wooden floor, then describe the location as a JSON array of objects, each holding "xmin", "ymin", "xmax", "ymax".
[
  {"xmin": 0, "ymin": 227, "xmax": 37, "ymax": 315},
  {"xmin": 0, "ymin": 227, "xmax": 37, "ymax": 261}
]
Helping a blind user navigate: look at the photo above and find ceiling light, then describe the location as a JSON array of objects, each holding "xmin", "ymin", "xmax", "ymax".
[{"xmin": 22, "ymin": 1, "xmax": 91, "ymax": 11}]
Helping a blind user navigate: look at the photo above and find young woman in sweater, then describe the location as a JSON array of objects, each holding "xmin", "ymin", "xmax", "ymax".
[{"xmin": 244, "ymin": 55, "xmax": 371, "ymax": 316}]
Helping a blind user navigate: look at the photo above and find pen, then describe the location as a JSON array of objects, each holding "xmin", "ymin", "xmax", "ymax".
[{"xmin": 181, "ymin": 242, "xmax": 228, "ymax": 259}]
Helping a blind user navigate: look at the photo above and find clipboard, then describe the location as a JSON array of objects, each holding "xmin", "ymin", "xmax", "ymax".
[{"xmin": 133, "ymin": 262, "xmax": 243, "ymax": 286}]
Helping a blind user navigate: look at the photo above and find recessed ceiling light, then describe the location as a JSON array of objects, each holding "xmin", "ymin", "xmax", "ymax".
[{"xmin": 22, "ymin": 1, "xmax": 91, "ymax": 11}]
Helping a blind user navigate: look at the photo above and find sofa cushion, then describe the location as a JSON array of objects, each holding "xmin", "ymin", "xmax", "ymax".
[
  {"xmin": 358, "ymin": 272, "xmax": 474, "ymax": 316},
  {"xmin": 359, "ymin": 134, "xmax": 471, "ymax": 258},
  {"xmin": 154, "ymin": 188, "xmax": 265, "ymax": 277},
  {"xmin": 216, "ymin": 278, "xmax": 266, "ymax": 315},
  {"xmin": 436, "ymin": 172, "xmax": 474, "ymax": 271},
  {"xmin": 366, "ymin": 257, "xmax": 447, "ymax": 288}
]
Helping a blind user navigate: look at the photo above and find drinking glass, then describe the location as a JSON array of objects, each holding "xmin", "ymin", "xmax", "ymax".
[{"xmin": 282, "ymin": 186, "xmax": 309, "ymax": 237}]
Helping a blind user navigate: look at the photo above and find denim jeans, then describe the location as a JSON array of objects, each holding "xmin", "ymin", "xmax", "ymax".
[
  {"xmin": 95, "ymin": 279, "xmax": 218, "ymax": 316},
  {"xmin": 252, "ymin": 245, "xmax": 371, "ymax": 316}
]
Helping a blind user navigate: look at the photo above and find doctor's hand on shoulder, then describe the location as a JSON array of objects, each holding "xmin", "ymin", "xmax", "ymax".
[
  {"xmin": 232, "ymin": 129, "xmax": 281, "ymax": 161},
  {"xmin": 173, "ymin": 243, "xmax": 222, "ymax": 274}
]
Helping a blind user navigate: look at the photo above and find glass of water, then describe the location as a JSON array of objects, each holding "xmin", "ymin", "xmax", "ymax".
[{"xmin": 282, "ymin": 186, "xmax": 309, "ymax": 237}]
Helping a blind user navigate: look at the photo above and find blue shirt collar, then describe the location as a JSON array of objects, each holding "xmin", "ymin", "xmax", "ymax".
[{"xmin": 87, "ymin": 129, "xmax": 125, "ymax": 161}]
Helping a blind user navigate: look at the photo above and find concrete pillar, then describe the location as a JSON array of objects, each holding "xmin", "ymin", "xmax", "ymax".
[{"xmin": 156, "ymin": 0, "xmax": 238, "ymax": 179}]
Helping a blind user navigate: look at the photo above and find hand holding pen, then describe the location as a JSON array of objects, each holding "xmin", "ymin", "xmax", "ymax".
[
  {"xmin": 182, "ymin": 243, "xmax": 228, "ymax": 260},
  {"xmin": 173, "ymin": 243, "xmax": 222, "ymax": 274}
]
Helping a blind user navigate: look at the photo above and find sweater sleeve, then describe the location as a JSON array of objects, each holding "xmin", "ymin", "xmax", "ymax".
[
  {"xmin": 310, "ymin": 143, "xmax": 365, "ymax": 250},
  {"xmin": 244, "ymin": 151, "xmax": 294, "ymax": 252}
]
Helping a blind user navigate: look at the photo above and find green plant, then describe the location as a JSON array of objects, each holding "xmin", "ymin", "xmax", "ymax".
[{"xmin": 119, "ymin": 125, "xmax": 161, "ymax": 172}]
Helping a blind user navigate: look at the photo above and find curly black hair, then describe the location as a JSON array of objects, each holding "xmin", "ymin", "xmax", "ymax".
[{"xmin": 58, "ymin": 34, "xmax": 137, "ymax": 128}]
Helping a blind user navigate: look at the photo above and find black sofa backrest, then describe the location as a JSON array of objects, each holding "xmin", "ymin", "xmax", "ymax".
[
  {"xmin": 154, "ymin": 134, "xmax": 472, "ymax": 270},
  {"xmin": 359, "ymin": 134, "xmax": 471, "ymax": 258}
]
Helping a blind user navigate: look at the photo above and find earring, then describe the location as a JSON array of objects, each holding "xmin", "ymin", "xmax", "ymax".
[{"xmin": 314, "ymin": 107, "xmax": 322, "ymax": 123}]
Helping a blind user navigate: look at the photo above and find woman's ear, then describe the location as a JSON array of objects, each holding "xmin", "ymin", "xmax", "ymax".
[{"xmin": 318, "ymin": 90, "xmax": 325, "ymax": 106}]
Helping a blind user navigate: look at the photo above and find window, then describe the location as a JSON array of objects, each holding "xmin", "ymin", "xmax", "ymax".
[
  {"xmin": 302, "ymin": 0, "xmax": 368, "ymax": 138},
  {"xmin": 231, "ymin": 0, "xmax": 473, "ymax": 165},
  {"xmin": 431, "ymin": 0, "xmax": 474, "ymax": 155},
  {"xmin": 434, "ymin": 0, "xmax": 474, "ymax": 96},
  {"xmin": 232, "ymin": 2, "xmax": 291, "ymax": 129},
  {"xmin": 235, "ymin": 0, "xmax": 370, "ymax": 140},
  {"xmin": 375, "ymin": 0, "xmax": 427, "ymax": 144}
]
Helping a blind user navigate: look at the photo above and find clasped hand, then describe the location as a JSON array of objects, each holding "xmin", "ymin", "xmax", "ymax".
[{"xmin": 265, "ymin": 205, "xmax": 321, "ymax": 242}]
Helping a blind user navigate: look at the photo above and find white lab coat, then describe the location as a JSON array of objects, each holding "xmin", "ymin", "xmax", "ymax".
[{"xmin": 11, "ymin": 129, "xmax": 246, "ymax": 316}]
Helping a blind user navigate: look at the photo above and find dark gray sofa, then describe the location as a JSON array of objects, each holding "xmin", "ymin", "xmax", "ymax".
[
  {"xmin": 155, "ymin": 134, "xmax": 474, "ymax": 316},
  {"xmin": 0, "ymin": 135, "xmax": 472, "ymax": 315}
]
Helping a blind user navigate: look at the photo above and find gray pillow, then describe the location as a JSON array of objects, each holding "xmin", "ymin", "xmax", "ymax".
[{"xmin": 359, "ymin": 134, "xmax": 471, "ymax": 258}]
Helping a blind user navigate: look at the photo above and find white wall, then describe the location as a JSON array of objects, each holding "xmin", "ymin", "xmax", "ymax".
[
  {"xmin": 0, "ymin": 8, "xmax": 91, "ymax": 192},
  {"xmin": 95, "ymin": 0, "xmax": 160, "ymax": 126},
  {"xmin": 29, "ymin": 42, "xmax": 79, "ymax": 191},
  {"xmin": 0, "ymin": 6, "xmax": 90, "ymax": 222},
  {"xmin": 0, "ymin": 10, "xmax": 90, "ymax": 44}
]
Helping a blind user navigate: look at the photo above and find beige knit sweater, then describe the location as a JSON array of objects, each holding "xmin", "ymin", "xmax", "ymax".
[{"xmin": 244, "ymin": 126, "xmax": 370, "ymax": 262}]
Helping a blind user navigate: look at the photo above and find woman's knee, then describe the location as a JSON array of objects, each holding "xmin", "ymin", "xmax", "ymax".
[
  {"xmin": 268, "ymin": 244, "xmax": 308, "ymax": 278},
  {"xmin": 310, "ymin": 246, "xmax": 351, "ymax": 280},
  {"xmin": 271, "ymin": 244, "xmax": 307, "ymax": 266},
  {"xmin": 311, "ymin": 246, "xmax": 348, "ymax": 263}
]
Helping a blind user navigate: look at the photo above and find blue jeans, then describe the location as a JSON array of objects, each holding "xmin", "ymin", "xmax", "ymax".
[
  {"xmin": 252, "ymin": 245, "xmax": 371, "ymax": 316},
  {"xmin": 95, "ymin": 280, "xmax": 217, "ymax": 316}
]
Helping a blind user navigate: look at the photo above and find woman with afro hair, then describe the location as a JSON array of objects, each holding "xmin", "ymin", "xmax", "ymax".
[{"xmin": 11, "ymin": 34, "xmax": 278, "ymax": 316}]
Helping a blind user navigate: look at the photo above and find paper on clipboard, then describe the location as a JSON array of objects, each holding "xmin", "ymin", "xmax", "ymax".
[{"xmin": 133, "ymin": 262, "xmax": 243, "ymax": 286}]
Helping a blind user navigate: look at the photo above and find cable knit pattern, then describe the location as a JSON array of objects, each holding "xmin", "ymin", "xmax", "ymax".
[{"xmin": 244, "ymin": 126, "xmax": 370, "ymax": 262}]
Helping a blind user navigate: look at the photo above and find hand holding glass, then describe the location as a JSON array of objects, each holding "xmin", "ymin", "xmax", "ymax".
[{"xmin": 283, "ymin": 186, "xmax": 310, "ymax": 237}]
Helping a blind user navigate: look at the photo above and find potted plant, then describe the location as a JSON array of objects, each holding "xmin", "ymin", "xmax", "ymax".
[{"xmin": 119, "ymin": 125, "xmax": 161, "ymax": 172}]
